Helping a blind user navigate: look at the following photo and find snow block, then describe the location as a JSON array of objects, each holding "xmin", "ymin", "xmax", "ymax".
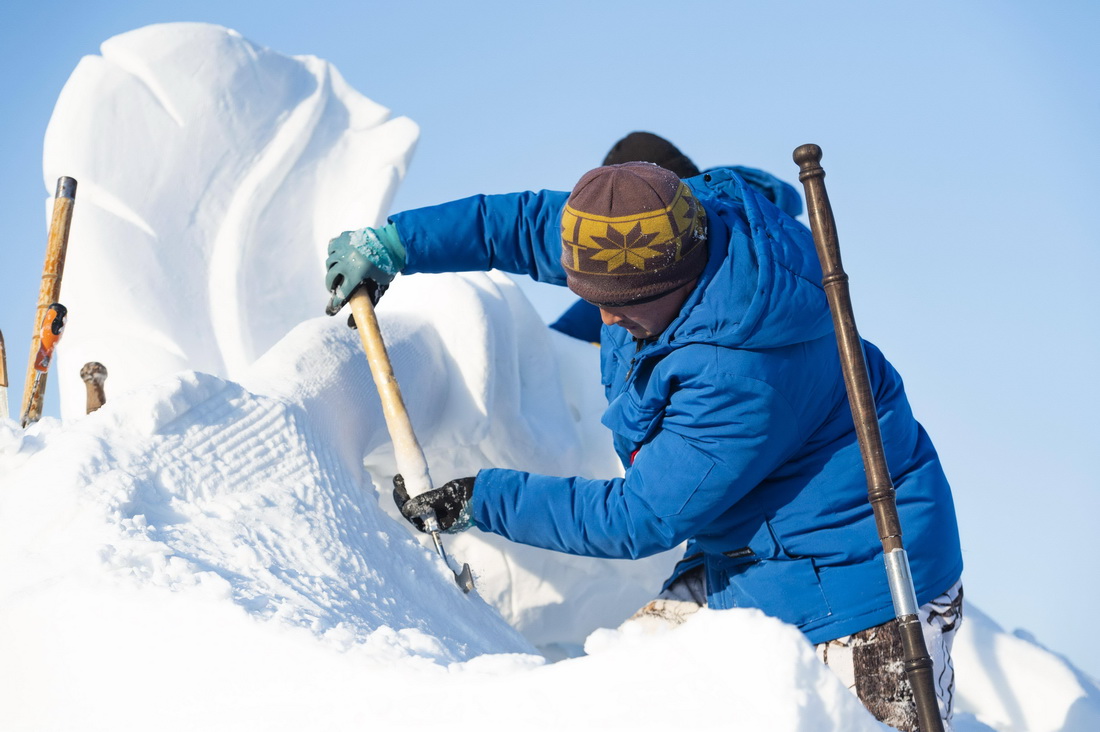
[{"xmin": 43, "ymin": 22, "xmax": 418, "ymax": 418}]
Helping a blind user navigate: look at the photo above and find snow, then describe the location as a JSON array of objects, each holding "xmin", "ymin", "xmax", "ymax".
[
  {"xmin": 1, "ymin": 22, "xmax": 1098, "ymax": 732},
  {"xmin": 42, "ymin": 21, "xmax": 418, "ymax": 416}
]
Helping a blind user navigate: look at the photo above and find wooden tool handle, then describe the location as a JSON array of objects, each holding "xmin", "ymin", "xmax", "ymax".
[
  {"xmin": 0, "ymin": 329, "xmax": 8, "ymax": 390},
  {"xmin": 22, "ymin": 177, "xmax": 77, "ymax": 419},
  {"xmin": 348, "ymin": 289, "xmax": 433, "ymax": 497},
  {"xmin": 0, "ymin": 330, "xmax": 8, "ymax": 421},
  {"xmin": 793, "ymin": 143, "xmax": 944, "ymax": 732},
  {"xmin": 794, "ymin": 144, "xmax": 899, "ymax": 544}
]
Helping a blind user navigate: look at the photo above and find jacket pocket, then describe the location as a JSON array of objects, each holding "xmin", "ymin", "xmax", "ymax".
[
  {"xmin": 704, "ymin": 540, "xmax": 833, "ymax": 627},
  {"xmin": 640, "ymin": 439, "xmax": 715, "ymax": 519}
]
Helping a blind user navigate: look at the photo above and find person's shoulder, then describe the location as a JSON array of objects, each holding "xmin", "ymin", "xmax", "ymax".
[
  {"xmin": 690, "ymin": 166, "xmax": 804, "ymax": 219},
  {"xmin": 684, "ymin": 167, "xmax": 750, "ymax": 201},
  {"xmin": 659, "ymin": 341, "xmax": 767, "ymax": 380}
]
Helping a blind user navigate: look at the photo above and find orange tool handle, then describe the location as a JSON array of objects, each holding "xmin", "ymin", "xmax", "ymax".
[{"xmin": 32, "ymin": 303, "xmax": 67, "ymax": 372}]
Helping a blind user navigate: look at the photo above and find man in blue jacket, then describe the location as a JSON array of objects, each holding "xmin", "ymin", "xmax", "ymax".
[
  {"xmin": 550, "ymin": 131, "xmax": 807, "ymax": 343},
  {"xmin": 324, "ymin": 161, "xmax": 963, "ymax": 731}
]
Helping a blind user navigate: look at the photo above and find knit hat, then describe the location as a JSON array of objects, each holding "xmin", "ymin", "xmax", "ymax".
[
  {"xmin": 602, "ymin": 132, "xmax": 701, "ymax": 179},
  {"xmin": 560, "ymin": 162, "xmax": 708, "ymax": 306}
]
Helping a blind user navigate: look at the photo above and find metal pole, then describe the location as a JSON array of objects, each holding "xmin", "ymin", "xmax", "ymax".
[{"xmin": 793, "ymin": 144, "xmax": 944, "ymax": 732}]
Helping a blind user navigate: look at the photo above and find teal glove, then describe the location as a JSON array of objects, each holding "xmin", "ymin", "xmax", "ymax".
[{"xmin": 324, "ymin": 224, "xmax": 407, "ymax": 315}]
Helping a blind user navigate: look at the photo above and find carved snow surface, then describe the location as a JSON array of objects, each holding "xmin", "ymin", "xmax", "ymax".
[{"xmin": 43, "ymin": 22, "xmax": 417, "ymax": 419}]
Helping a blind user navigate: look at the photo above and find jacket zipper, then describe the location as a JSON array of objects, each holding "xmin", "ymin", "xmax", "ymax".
[{"xmin": 625, "ymin": 337, "xmax": 653, "ymax": 381}]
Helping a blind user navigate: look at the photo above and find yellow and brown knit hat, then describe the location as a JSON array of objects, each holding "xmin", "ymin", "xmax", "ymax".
[{"xmin": 561, "ymin": 162, "xmax": 707, "ymax": 307}]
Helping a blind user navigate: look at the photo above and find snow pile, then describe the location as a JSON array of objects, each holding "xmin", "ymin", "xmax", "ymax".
[
  {"xmin": 43, "ymin": 22, "xmax": 418, "ymax": 419},
  {"xmin": 3, "ymin": 283, "xmax": 1098, "ymax": 731},
  {"xmin": 954, "ymin": 605, "xmax": 1100, "ymax": 731},
  {"xmin": 2, "ymin": 21, "xmax": 1099, "ymax": 732},
  {"xmin": 0, "ymin": 278, "xmax": 876, "ymax": 731}
]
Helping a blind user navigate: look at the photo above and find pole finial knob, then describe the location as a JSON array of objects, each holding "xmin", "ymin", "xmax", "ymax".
[
  {"xmin": 55, "ymin": 176, "xmax": 78, "ymax": 199},
  {"xmin": 80, "ymin": 361, "xmax": 107, "ymax": 384},
  {"xmin": 793, "ymin": 144, "xmax": 823, "ymax": 172}
]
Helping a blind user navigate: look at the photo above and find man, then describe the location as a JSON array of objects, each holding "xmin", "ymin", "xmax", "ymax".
[
  {"xmin": 551, "ymin": 131, "xmax": 805, "ymax": 343},
  {"xmin": 324, "ymin": 161, "xmax": 963, "ymax": 731}
]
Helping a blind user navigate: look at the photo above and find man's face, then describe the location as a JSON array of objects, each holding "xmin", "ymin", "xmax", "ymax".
[{"xmin": 596, "ymin": 279, "xmax": 697, "ymax": 340}]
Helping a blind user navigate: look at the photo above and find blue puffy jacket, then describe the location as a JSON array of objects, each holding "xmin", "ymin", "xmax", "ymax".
[{"xmin": 390, "ymin": 167, "xmax": 963, "ymax": 643}]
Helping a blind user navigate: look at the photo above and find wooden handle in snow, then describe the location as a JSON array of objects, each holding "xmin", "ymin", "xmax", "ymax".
[
  {"xmin": 794, "ymin": 143, "xmax": 944, "ymax": 732},
  {"xmin": 21, "ymin": 173, "xmax": 76, "ymax": 420},
  {"xmin": 80, "ymin": 361, "xmax": 108, "ymax": 414},
  {"xmin": 22, "ymin": 177, "xmax": 77, "ymax": 421},
  {"xmin": 348, "ymin": 289, "xmax": 434, "ymax": 497},
  {"xmin": 0, "ymin": 329, "xmax": 8, "ymax": 421}
]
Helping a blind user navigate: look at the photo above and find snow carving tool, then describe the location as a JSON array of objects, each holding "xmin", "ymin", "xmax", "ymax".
[
  {"xmin": 21, "ymin": 176, "xmax": 77, "ymax": 423},
  {"xmin": 21, "ymin": 303, "xmax": 68, "ymax": 427},
  {"xmin": 794, "ymin": 144, "xmax": 944, "ymax": 732},
  {"xmin": 0, "ymin": 329, "xmax": 9, "ymax": 420},
  {"xmin": 345, "ymin": 287, "xmax": 475, "ymax": 593}
]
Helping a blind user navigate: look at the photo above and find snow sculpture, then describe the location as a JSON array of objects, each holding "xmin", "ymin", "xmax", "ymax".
[{"xmin": 42, "ymin": 22, "xmax": 417, "ymax": 419}]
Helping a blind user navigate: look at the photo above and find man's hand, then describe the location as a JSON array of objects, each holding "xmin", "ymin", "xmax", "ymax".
[
  {"xmin": 393, "ymin": 474, "xmax": 475, "ymax": 534},
  {"xmin": 324, "ymin": 224, "xmax": 407, "ymax": 315}
]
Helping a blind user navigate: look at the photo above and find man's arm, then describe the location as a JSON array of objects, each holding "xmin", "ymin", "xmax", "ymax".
[
  {"xmin": 391, "ymin": 189, "xmax": 570, "ymax": 285},
  {"xmin": 470, "ymin": 366, "xmax": 805, "ymax": 559}
]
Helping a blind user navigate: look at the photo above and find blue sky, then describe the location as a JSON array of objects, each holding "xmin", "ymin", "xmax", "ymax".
[{"xmin": 2, "ymin": 0, "xmax": 1098, "ymax": 681}]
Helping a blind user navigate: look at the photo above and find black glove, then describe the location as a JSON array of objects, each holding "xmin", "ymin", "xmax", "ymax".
[{"xmin": 393, "ymin": 474, "xmax": 475, "ymax": 534}]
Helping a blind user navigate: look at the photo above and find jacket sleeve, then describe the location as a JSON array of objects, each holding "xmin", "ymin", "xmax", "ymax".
[
  {"xmin": 470, "ymin": 368, "xmax": 805, "ymax": 559},
  {"xmin": 388, "ymin": 190, "xmax": 570, "ymax": 285}
]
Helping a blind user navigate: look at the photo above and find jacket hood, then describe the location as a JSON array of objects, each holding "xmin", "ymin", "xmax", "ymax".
[
  {"xmin": 667, "ymin": 168, "xmax": 832, "ymax": 350},
  {"xmin": 720, "ymin": 165, "xmax": 804, "ymax": 219}
]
